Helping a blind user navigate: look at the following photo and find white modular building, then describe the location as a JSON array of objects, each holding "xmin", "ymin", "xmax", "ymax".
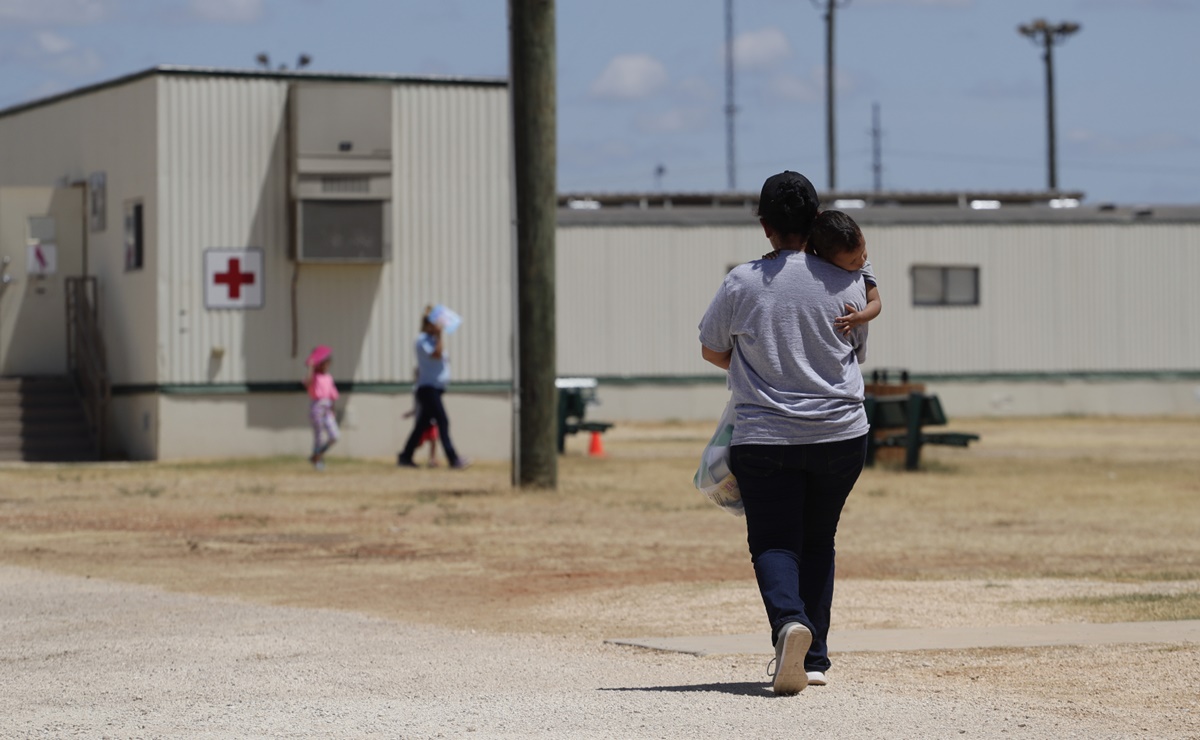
[
  {"xmin": 0, "ymin": 67, "xmax": 514, "ymax": 460},
  {"xmin": 555, "ymin": 200, "xmax": 1200, "ymax": 420}
]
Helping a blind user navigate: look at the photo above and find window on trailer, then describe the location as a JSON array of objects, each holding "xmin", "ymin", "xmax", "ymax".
[{"xmin": 911, "ymin": 265, "xmax": 979, "ymax": 306}]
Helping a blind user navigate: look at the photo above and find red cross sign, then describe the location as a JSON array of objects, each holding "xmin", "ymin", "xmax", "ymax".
[
  {"xmin": 204, "ymin": 248, "xmax": 264, "ymax": 309},
  {"xmin": 215, "ymin": 258, "xmax": 256, "ymax": 299}
]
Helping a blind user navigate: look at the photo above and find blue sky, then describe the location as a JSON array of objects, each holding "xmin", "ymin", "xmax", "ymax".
[{"xmin": 1, "ymin": 0, "xmax": 1196, "ymax": 205}]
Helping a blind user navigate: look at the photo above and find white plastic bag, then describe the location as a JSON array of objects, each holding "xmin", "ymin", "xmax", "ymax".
[
  {"xmin": 427, "ymin": 304, "xmax": 462, "ymax": 335},
  {"xmin": 693, "ymin": 399, "xmax": 744, "ymax": 516}
]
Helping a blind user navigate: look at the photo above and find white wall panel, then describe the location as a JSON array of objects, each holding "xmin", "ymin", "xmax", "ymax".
[
  {"xmin": 557, "ymin": 220, "xmax": 1200, "ymax": 379},
  {"xmin": 389, "ymin": 83, "xmax": 512, "ymax": 383},
  {"xmin": 158, "ymin": 76, "xmax": 293, "ymax": 386}
]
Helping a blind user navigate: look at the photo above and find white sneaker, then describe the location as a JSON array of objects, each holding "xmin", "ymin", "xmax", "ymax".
[
  {"xmin": 766, "ymin": 622, "xmax": 811, "ymax": 695},
  {"xmin": 806, "ymin": 671, "xmax": 827, "ymax": 686}
]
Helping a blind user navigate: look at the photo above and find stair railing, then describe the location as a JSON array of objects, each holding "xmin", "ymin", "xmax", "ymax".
[{"xmin": 65, "ymin": 277, "xmax": 110, "ymax": 458}]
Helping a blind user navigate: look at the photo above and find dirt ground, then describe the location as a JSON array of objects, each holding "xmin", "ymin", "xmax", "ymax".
[{"xmin": 2, "ymin": 416, "xmax": 1199, "ymax": 735}]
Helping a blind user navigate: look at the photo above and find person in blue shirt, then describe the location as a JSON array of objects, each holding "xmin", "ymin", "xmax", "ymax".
[{"xmin": 398, "ymin": 308, "xmax": 469, "ymax": 469}]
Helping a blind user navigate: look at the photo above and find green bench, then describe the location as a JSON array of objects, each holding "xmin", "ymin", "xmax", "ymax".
[
  {"xmin": 556, "ymin": 378, "xmax": 614, "ymax": 454},
  {"xmin": 865, "ymin": 391, "xmax": 979, "ymax": 471}
]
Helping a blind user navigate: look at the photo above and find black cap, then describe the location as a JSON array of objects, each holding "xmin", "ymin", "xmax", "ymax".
[{"xmin": 757, "ymin": 170, "xmax": 820, "ymax": 236}]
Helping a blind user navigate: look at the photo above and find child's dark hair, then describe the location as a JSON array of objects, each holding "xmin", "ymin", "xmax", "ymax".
[{"xmin": 808, "ymin": 210, "xmax": 863, "ymax": 259}]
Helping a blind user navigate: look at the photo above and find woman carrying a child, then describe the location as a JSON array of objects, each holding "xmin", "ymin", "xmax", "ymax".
[{"xmin": 697, "ymin": 170, "xmax": 872, "ymax": 695}]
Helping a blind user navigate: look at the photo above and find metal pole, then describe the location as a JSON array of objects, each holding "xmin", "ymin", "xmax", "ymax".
[
  {"xmin": 824, "ymin": 0, "xmax": 836, "ymax": 192},
  {"xmin": 509, "ymin": 0, "xmax": 558, "ymax": 488},
  {"xmin": 725, "ymin": 0, "xmax": 736, "ymax": 191},
  {"xmin": 1019, "ymin": 20, "xmax": 1079, "ymax": 194},
  {"xmin": 871, "ymin": 101, "xmax": 882, "ymax": 193},
  {"xmin": 1043, "ymin": 38, "xmax": 1057, "ymax": 191}
]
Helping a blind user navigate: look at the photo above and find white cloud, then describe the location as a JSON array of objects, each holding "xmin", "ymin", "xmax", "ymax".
[
  {"xmin": 0, "ymin": 0, "xmax": 111, "ymax": 24},
  {"xmin": 590, "ymin": 54, "xmax": 668, "ymax": 100},
  {"xmin": 768, "ymin": 73, "xmax": 820, "ymax": 103},
  {"xmin": 12, "ymin": 31, "xmax": 104, "ymax": 77},
  {"xmin": 730, "ymin": 27, "xmax": 791, "ymax": 71},
  {"xmin": 188, "ymin": 0, "xmax": 265, "ymax": 24},
  {"xmin": 35, "ymin": 31, "xmax": 75, "ymax": 55}
]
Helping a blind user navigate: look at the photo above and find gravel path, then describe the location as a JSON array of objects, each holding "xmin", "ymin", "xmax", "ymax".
[{"xmin": 2, "ymin": 566, "xmax": 1195, "ymax": 739}]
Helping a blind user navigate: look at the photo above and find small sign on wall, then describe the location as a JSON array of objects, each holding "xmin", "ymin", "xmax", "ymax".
[
  {"xmin": 27, "ymin": 243, "xmax": 57, "ymax": 275},
  {"xmin": 27, "ymin": 216, "xmax": 57, "ymax": 276},
  {"xmin": 204, "ymin": 248, "xmax": 264, "ymax": 310},
  {"xmin": 88, "ymin": 172, "xmax": 107, "ymax": 232}
]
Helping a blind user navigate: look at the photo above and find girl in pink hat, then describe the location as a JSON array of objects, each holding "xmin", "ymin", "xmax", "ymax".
[{"xmin": 304, "ymin": 345, "xmax": 340, "ymax": 471}]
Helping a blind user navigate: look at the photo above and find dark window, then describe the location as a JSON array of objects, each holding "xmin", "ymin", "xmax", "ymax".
[
  {"xmin": 124, "ymin": 201, "xmax": 144, "ymax": 271},
  {"xmin": 911, "ymin": 265, "xmax": 979, "ymax": 306}
]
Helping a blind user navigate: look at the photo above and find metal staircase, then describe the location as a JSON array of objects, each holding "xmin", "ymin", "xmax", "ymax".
[{"xmin": 0, "ymin": 376, "xmax": 99, "ymax": 461}]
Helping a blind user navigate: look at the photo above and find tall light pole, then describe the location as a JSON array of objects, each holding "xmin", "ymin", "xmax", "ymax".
[
  {"xmin": 811, "ymin": 0, "xmax": 850, "ymax": 193},
  {"xmin": 724, "ymin": 0, "xmax": 737, "ymax": 191},
  {"xmin": 1018, "ymin": 19, "xmax": 1080, "ymax": 192}
]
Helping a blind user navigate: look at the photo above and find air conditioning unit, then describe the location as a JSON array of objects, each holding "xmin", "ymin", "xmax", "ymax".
[{"xmin": 290, "ymin": 83, "xmax": 393, "ymax": 263}]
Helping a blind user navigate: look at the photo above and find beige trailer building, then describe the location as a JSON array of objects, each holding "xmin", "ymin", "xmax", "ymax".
[
  {"xmin": 555, "ymin": 199, "xmax": 1200, "ymax": 420},
  {"xmin": 0, "ymin": 67, "xmax": 514, "ymax": 461}
]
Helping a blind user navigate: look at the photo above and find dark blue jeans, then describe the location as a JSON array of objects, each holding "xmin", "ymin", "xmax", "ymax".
[
  {"xmin": 730, "ymin": 434, "xmax": 867, "ymax": 673},
  {"xmin": 401, "ymin": 386, "xmax": 461, "ymax": 466}
]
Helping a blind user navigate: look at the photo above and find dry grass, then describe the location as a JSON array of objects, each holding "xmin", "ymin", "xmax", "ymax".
[{"xmin": 1, "ymin": 416, "xmax": 1198, "ymax": 639}]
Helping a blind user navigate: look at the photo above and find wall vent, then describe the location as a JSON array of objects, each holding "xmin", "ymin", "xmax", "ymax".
[
  {"xmin": 321, "ymin": 177, "xmax": 371, "ymax": 194},
  {"xmin": 289, "ymin": 83, "xmax": 393, "ymax": 263}
]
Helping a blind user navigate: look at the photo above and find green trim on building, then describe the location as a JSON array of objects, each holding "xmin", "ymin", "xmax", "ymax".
[
  {"xmin": 114, "ymin": 370, "xmax": 1200, "ymax": 397},
  {"xmin": 113, "ymin": 381, "xmax": 513, "ymax": 397},
  {"xmin": 587, "ymin": 370, "xmax": 1200, "ymax": 386}
]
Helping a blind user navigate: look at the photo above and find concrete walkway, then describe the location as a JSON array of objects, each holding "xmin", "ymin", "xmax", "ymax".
[{"xmin": 608, "ymin": 619, "xmax": 1200, "ymax": 656}]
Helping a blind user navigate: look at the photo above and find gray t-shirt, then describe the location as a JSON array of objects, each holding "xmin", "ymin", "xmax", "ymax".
[
  {"xmin": 698, "ymin": 250, "xmax": 869, "ymax": 446},
  {"xmin": 860, "ymin": 258, "xmax": 876, "ymax": 286}
]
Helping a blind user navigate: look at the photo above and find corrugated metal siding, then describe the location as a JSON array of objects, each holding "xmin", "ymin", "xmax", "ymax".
[
  {"xmin": 389, "ymin": 84, "xmax": 512, "ymax": 383},
  {"xmin": 158, "ymin": 76, "xmax": 292, "ymax": 385},
  {"xmin": 557, "ymin": 221, "xmax": 1200, "ymax": 378},
  {"xmin": 157, "ymin": 77, "xmax": 512, "ymax": 385},
  {"xmin": 556, "ymin": 225, "xmax": 763, "ymax": 377}
]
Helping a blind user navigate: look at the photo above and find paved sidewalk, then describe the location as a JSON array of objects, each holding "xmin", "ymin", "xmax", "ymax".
[{"xmin": 609, "ymin": 619, "xmax": 1200, "ymax": 656}]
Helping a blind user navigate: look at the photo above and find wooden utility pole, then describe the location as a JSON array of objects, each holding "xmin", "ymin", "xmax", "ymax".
[{"xmin": 509, "ymin": 0, "xmax": 557, "ymax": 488}]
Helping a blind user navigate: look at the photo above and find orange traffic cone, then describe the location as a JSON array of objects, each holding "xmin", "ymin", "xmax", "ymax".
[{"xmin": 588, "ymin": 430, "xmax": 606, "ymax": 457}]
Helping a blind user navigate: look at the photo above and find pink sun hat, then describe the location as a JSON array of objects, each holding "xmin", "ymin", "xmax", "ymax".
[{"xmin": 306, "ymin": 345, "xmax": 332, "ymax": 367}]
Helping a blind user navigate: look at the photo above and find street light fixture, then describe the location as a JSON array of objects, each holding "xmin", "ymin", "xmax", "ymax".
[
  {"xmin": 255, "ymin": 53, "xmax": 313, "ymax": 71},
  {"xmin": 1017, "ymin": 19, "xmax": 1081, "ymax": 192}
]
